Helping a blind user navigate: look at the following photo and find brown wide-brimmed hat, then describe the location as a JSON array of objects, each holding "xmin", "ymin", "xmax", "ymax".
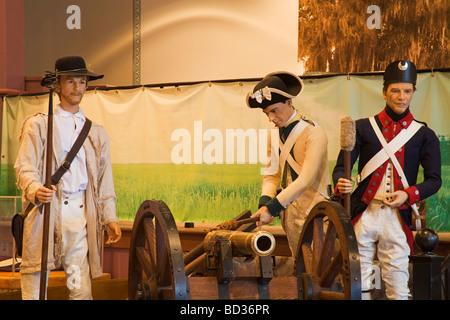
[
  {"xmin": 55, "ymin": 55, "xmax": 104, "ymax": 81},
  {"xmin": 246, "ymin": 71, "xmax": 303, "ymax": 109}
]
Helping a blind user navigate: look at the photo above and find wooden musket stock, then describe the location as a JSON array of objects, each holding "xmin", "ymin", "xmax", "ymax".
[{"xmin": 39, "ymin": 88, "xmax": 54, "ymax": 300}]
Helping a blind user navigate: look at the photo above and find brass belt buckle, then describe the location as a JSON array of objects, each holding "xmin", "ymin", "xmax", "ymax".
[{"xmin": 62, "ymin": 160, "xmax": 71, "ymax": 170}]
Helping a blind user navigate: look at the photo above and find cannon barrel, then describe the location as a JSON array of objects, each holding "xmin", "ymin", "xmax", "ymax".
[{"xmin": 203, "ymin": 230, "xmax": 276, "ymax": 257}]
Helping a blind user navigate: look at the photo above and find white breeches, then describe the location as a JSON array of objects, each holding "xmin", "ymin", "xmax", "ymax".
[
  {"xmin": 21, "ymin": 191, "xmax": 92, "ymax": 300},
  {"xmin": 279, "ymin": 198, "xmax": 308, "ymax": 258},
  {"xmin": 354, "ymin": 200, "xmax": 411, "ymax": 300}
]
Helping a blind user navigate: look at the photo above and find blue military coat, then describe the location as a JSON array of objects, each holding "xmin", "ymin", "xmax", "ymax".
[{"xmin": 333, "ymin": 107, "xmax": 442, "ymax": 249}]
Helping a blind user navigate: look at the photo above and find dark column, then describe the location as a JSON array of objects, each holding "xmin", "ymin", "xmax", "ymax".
[{"xmin": 0, "ymin": 0, "xmax": 25, "ymax": 173}]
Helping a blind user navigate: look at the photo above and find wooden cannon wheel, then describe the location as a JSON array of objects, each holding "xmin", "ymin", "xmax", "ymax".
[
  {"xmin": 128, "ymin": 200, "xmax": 189, "ymax": 300},
  {"xmin": 295, "ymin": 200, "xmax": 361, "ymax": 300}
]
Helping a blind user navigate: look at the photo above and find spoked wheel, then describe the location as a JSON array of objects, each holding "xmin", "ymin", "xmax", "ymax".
[
  {"xmin": 128, "ymin": 200, "xmax": 189, "ymax": 300},
  {"xmin": 295, "ymin": 201, "xmax": 361, "ymax": 300}
]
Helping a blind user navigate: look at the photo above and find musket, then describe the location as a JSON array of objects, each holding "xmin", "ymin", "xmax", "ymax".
[{"xmin": 39, "ymin": 72, "xmax": 58, "ymax": 300}]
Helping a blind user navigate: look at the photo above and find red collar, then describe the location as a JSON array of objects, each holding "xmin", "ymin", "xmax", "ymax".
[{"xmin": 377, "ymin": 108, "xmax": 414, "ymax": 129}]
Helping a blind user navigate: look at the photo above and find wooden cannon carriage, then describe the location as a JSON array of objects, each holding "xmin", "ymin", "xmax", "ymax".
[{"xmin": 128, "ymin": 199, "xmax": 361, "ymax": 300}]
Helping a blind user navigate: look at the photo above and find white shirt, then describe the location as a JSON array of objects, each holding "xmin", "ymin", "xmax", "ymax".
[
  {"xmin": 374, "ymin": 162, "xmax": 394, "ymax": 201},
  {"xmin": 284, "ymin": 108, "xmax": 297, "ymax": 126},
  {"xmin": 54, "ymin": 105, "xmax": 88, "ymax": 194}
]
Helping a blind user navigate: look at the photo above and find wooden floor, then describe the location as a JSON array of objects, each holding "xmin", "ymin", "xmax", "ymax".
[{"xmin": 0, "ymin": 271, "xmax": 128, "ymax": 300}]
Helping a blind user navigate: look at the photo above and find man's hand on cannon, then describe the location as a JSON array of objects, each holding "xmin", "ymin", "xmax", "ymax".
[{"xmin": 251, "ymin": 206, "xmax": 273, "ymax": 228}]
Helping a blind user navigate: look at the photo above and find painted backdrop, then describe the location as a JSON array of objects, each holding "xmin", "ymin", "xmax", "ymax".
[{"xmin": 2, "ymin": 72, "xmax": 449, "ymax": 231}]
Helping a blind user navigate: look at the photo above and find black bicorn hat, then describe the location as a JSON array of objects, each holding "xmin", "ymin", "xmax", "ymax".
[
  {"xmin": 383, "ymin": 60, "xmax": 417, "ymax": 85},
  {"xmin": 246, "ymin": 71, "xmax": 303, "ymax": 109},
  {"xmin": 54, "ymin": 55, "xmax": 104, "ymax": 81}
]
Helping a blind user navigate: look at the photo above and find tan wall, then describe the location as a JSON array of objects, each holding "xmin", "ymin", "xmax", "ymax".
[
  {"xmin": 25, "ymin": 0, "xmax": 133, "ymax": 86},
  {"xmin": 140, "ymin": 0, "xmax": 299, "ymax": 84},
  {"xmin": 24, "ymin": 0, "xmax": 299, "ymax": 87}
]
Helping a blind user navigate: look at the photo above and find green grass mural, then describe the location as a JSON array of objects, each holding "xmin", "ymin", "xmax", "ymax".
[
  {"xmin": 1, "ymin": 160, "xmax": 449, "ymax": 232},
  {"xmin": 111, "ymin": 162, "xmax": 449, "ymax": 232},
  {"xmin": 112, "ymin": 163, "xmax": 262, "ymax": 223}
]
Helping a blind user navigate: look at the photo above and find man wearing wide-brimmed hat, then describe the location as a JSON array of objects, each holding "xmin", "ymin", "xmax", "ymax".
[
  {"xmin": 333, "ymin": 60, "xmax": 442, "ymax": 299},
  {"xmin": 15, "ymin": 56, "xmax": 121, "ymax": 300},
  {"xmin": 247, "ymin": 71, "xmax": 331, "ymax": 259}
]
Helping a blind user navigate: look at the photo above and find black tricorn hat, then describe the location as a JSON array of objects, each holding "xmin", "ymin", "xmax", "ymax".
[
  {"xmin": 55, "ymin": 56, "xmax": 104, "ymax": 81},
  {"xmin": 384, "ymin": 60, "xmax": 417, "ymax": 85},
  {"xmin": 246, "ymin": 71, "xmax": 303, "ymax": 109}
]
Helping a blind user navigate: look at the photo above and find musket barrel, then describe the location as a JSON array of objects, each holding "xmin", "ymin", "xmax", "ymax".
[{"xmin": 203, "ymin": 230, "xmax": 276, "ymax": 257}]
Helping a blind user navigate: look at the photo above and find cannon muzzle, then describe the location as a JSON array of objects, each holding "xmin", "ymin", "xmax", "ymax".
[{"xmin": 203, "ymin": 230, "xmax": 276, "ymax": 257}]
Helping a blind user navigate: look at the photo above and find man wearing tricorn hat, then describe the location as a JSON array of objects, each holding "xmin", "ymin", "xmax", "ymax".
[
  {"xmin": 15, "ymin": 56, "xmax": 121, "ymax": 299},
  {"xmin": 333, "ymin": 60, "xmax": 442, "ymax": 299},
  {"xmin": 247, "ymin": 71, "xmax": 331, "ymax": 259}
]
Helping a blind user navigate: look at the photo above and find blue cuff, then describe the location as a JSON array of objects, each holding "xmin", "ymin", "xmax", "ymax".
[
  {"xmin": 258, "ymin": 195, "xmax": 272, "ymax": 208},
  {"xmin": 265, "ymin": 197, "xmax": 284, "ymax": 217}
]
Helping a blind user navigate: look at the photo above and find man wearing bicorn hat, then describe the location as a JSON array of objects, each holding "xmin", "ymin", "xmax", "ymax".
[
  {"xmin": 15, "ymin": 56, "xmax": 121, "ymax": 299},
  {"xmin": 247, "ymin": 71, "xmax": 331, "ymax": 259},
  {"xmin": 333, "ymin": 60, "xmax": 442, "ymax": 299}
]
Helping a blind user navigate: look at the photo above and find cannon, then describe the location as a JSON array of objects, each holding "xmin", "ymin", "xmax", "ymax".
[
  {"xmin": 203, "ymin": 229, "xmax": 276, "ymax": 257},
  {"xmin": 128, "ymin": 199, "xmax": 361, "ymax": 300}
]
